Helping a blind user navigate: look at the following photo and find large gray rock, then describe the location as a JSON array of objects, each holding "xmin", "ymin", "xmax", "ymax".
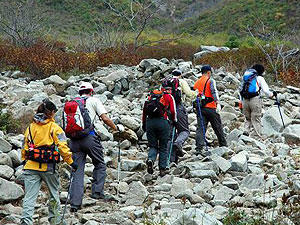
[
  {"xmin": 262, "ymin": 107, "xmax": 291, "ymax": 135},
  {"xmin": 211, "ymin": 155, "xmax": 231, "ymax": 173},
  {"xmin": 171, "ymin": 208, "xmax": 223, "ymax": 225},
  {"xmin": 230, "ymin": 151, "xmax": 248, "ymax": 172},
  {"xmin": 170, "ymin": 177, "xmax": 194, "ymax": 197},
  {"xmin": 282, "ymin": 124, "xmax": 300, "ymax": 145},
  {"xmin": 138, "ymin": 59, "xmax": 168, "ymax": 72},
  {"xmin": 213, "ymin": 186, "xmax": 235, "ymax": 205},
  {"xmin": 0, "ymin": 153, "xmax": 13, "ymax": 168},
  {"xmin": 193, "ymin": 178, "xmax": 213, "ymax": 196},
  {"xmin": 125, "ymin": 181, "xmax": 148, "ymax": 205},
  {"xmin": 43, "ymin": 74, "xmax": 66, "ymax": 85},
  {"xmin": 0, "ymin": 165, "xmax": 14, "ymax": 180},
  {"xmin": 0, "ymin": 138, "xmax": 12, "ymax": 153},
  {"xmin": 0, "ymin": 178, "xmax": 24, "ymax": 202},
  {"xmin": 241, "ymin": 174, "xmax": 265, "ymax": 190},
  {"xmin": 7, "ymin": 150, "xmax": 22, "ymax": 167},
  {"xmin": 101, "ymin": 70, "xmax": 129, "ymax": 86},
  {"xmin": 121, "ymin": 159, "xmax": 146, "ymax": 171},
  {"xmin": 120, "ymin": 115, "xmax": 140, "ymax": 131}
]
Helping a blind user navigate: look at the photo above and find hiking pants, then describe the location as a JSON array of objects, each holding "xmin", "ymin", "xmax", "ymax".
[
  {"xmin": 146, "ymin": 117, "xmax": 170, "ymax": 169},
  {"xmin": 21, "ymin": 170, "xmax": 62, "ymax": 225},
  {"xmin": 243, "ymin": 96, "xmax": 262, "ymax": 137},
  {"xmin": 70, "ymin": 134, "xmax": 106, "ymax": 207},
  {"xmin": 169, "ymin": 103, "xmax": 190, "ymax": 163},
  {"xmin": 195, "ymin": 107, "xmax": 227, "ymax": 150}
]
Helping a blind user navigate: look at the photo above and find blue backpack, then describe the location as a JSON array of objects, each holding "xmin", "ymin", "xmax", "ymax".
[{"xmin": 240, "ymin": 69, "xmax": 260, "ymax": 99}]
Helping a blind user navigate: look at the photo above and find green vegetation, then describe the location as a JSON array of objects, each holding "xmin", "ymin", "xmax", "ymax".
[{"xmin": 0, "ymin": 105, "xmax": 21, "ymax": 134}]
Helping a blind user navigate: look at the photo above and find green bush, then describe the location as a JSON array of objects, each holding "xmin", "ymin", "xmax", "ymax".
[{"xmin": 225, "ymin": 35, "xmax": 241, "ymax": 48}]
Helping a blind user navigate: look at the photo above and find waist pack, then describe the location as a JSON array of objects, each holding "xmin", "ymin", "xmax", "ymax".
[
  {"xmin": 193, "ymin": 96, "xmax": 214, "ymax": 112},
  {"xmin": 63, "ymin": 96, "xmax": 93, "ymax": 140},
  {"xmin": 26, "ymin": 125, "xmax": 60, "ymax": 168}
]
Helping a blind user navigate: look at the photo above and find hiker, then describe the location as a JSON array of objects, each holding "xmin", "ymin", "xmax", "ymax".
[
  {"xmin": 166, "ymin": 69, "xmax": 198, "ymax": 164},
  {"xmin": 239, "ymin": 64, "xmax": 276, "ymax": 138},
  {"xmin": 20, "ymin": 99, "xmax": 77, "ymax": 225},
  {"xmin": 193, "ymin": 65, "xmax": 227, "ymax": 156},
  {"xmin": 142, "ymin": 88, "xmax": 177, "ymax": 177},
  {"xmin": 67, "ymin": 82, "xmax": 123, "ymax": 212}
]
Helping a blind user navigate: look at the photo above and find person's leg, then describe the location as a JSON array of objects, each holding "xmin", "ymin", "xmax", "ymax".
[
  {"xmin": 250, "ymin": 97, "xmax": 262, "ymax": 137},
  {"xmin": 173, "ymin": 104, "xmax": 190, "ymax": 157},
  {"xmin": 146, "ymin": 118, "xmax": 159, "ymax": 163},
  {"xmin": 195, "ymin": 108, "xmax": 208, "ymax": 151},
  {"xmin": 243, "ymin": 99, "xmax": 252, "ymax": 132},
  {"xmin": 21, "ymin": 170, "xmax": 42, "ymax": 225},
  {"xmin": 82, "ymin": 135, "xmax": 106, "ymax": 196},
  {"xmin": 70, "ymin": 140, "xmax": 86, "ymax": 207},
  {"xmin": 40, "ymin": 171, "xmax": 62, "ymax": 224},
  {"xmin": 157, "ymin": 119, "xmax": 170, "ymax": 170},
  {"xmin": 206, "ymin": 108, "xmax": 227, "ymax": 147}
]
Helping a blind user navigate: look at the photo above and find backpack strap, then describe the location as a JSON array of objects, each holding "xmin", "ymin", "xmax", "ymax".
[
  {"xmin": 202, "ymin": 77, "xmax": 210, "ymax": 96},
  {"xmin": 28, "ymin": 125, "xmax": 34, "ymax": 145}
]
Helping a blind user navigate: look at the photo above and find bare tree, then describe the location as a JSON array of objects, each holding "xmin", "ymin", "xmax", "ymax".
[
  {"xmin": 248, "ymin": 22, "xmax": 299, "ymax": 81},
  {"xmin": 0, "ymin": 0, "xmax": 46, "ymax": 47},
  {"xmin": 102, "ymin": 0, "xmax": 173, "ymax": 51}
]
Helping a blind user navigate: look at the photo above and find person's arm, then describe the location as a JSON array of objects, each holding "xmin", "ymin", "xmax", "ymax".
[
  {"xmin": 258, "ymin": 76, "xmax": 273, "ymax": 98},
  {"xmin": 53, "ymin": 126, "xmax": 73, "ymax": 165},
  {"xmin": 165, "ymin": 94, "xmax": 177, "ymax": 122},
  {"xmin": 180, "ymin": 79, "xmax": 198, "ymax": 98},
  {"xmin": 21, "ymin": 128, "xmax": 29, "ymax": 161},
  {"xmin": 100, "ymin": 113, "xmax": 117, "ymax": 131},
  {"xmin": 209, "ymin": 79, "xmax": 220, "ymax": 103}
]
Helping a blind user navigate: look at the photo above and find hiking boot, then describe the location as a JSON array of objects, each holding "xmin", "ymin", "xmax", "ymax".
[
  {"xmin": 90, "ymin": 193, "xmax": 117, "ymax": 202},
  {"xmin": 70, "ymin": 205, "xmax": 80, "ymax": 212},
  {"xmin": 174, "ymin": 144, "xmax": 184, "ymax": 157},
  {"xmin": 146, "ymin": 159, "xmax": 154, "ymax": 174},
  {"xmin": 159, "ymin": 169, "xmax": 169, "ymax": 177}
]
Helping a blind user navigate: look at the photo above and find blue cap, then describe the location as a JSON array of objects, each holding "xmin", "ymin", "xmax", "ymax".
[{"xmin": 201, "ymin": 65, "xmax": 212, "ymax": 74}]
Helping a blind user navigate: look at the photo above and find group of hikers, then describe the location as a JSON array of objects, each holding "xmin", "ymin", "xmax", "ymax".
[{"xmin": 19, "ymin": 63, "xmax": 276, "ymax": 224}]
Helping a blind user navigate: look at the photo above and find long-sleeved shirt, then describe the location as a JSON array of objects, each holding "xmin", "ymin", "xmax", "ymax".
[{"xmin": 179, "ymin": 78, "xmax": 198, "ymax": 102}]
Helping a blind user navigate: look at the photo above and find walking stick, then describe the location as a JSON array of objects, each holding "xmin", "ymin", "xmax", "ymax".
[
  {"xmin": 117, "ymin": 130, "xmax": 121, "ymax": 204},
  {"xmin": 62, "ymin": 171, "xmax": 74, "ymax": 223},
  {"xmin": 167, "ymin": 126, "xmax": 176, "ymax": 167},
  {"xmin": 275, "ymin": 95, "xmax": 285, "ymax": 129},
  {"xmin": 196, "ymin": 96, "xmax": 208, "ymax": 152}
]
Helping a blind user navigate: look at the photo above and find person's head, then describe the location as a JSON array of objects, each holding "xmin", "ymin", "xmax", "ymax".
[
  {"xmin": 79, "ymin": 82, "xmax": 94, "ymax": 96},
  {"xmin": 201, "ymin": 65, "xmax": 212, "ymax": 76},
  {"xmin": 172, "ymin": 69, "xmax": 182, "ymax": 77},
  {"xmin": 252, "ymin": 64, "xmax": 265, "ymax": 76},
  {"xmin": 36, "ymin": 99, "xmax": 57, "ymax": 119}
]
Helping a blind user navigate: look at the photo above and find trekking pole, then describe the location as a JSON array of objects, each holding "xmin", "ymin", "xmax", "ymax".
[
  {"xmin": 62, "ymin": 171, "xmax": 74, "ymax": 223},
  {"xmin": 117, "ymin": 130, "xmax": 121, "ymax": 204},
  {"xmin": 275, "ymin": 95, "xmax": 285, "ymax": 129},
  {"xmin": 196, "ymin": 96, "xmax": 208, "ymax": 152},
  {"xmin": 167, "ymin": 126, "xmax": 176, "ymax": 168}
]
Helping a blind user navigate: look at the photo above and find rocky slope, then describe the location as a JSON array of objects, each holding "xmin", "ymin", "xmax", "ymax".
[{"xmin": 0, "ymin": 58, "xmax": 300, "ymax": 225}]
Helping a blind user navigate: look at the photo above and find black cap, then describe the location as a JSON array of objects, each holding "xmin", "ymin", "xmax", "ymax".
[
  {"xmin": 201, "ymin": 65, "xmax": 212, "ymax": 74},
  {"xmin": 172, "ymin": 69, "xmax": 182, "ymax": 76},
  {"xmin": 252, "ymin": 64, "xmax": 264, "ymax": 76}
]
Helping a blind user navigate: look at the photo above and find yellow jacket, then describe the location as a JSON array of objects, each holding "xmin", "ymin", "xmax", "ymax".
[{"xmin": 21, "ymin": 115, "xmax": 73, "ymax": 171}]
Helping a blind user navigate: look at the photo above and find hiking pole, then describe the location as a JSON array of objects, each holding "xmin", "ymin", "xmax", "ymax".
[
  {"xmin": 274, "ymin": 94, "xmax": 285, "ymax": 129},
  {"xmin": 117, "ymin": 129, "xmax": 121, "ymax": 204},
  {"xmin": 167, "ymin": 125, "xmax": 176, "ymax": 168},
  {"xmin": 196, "ymin": 96, "xmax": 208, "ymax": 152},
  {"xmin": 62, "ymin": 171, "xmax": 74, "ymax": 223}
]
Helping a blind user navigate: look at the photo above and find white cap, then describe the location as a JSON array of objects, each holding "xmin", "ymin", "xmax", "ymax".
[{"xmin": 79, "ymin": 82, "xmax": 94, "ymax": 91}]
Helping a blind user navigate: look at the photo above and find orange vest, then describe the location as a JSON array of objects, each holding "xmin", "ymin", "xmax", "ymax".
[{"xmin": 193, "ymin": 76, "xmax": 217, "ymax": 109}]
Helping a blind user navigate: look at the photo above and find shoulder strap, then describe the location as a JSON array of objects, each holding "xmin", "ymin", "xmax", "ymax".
[
  {"xmin": 28, "ymin": 125, "xmax": 34, "ymax": 145},
  {"xmin": 202, "ymin": 77, "xmax": 210, "ymax": 95}
]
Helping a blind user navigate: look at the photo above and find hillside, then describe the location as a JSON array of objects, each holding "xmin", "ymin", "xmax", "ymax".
[
  {"xmin": 177, "ymin": 0, "xmax": 300, "ymax": 35},
  {"xmin": 0, "ymin": 0, "xmax": 298, "ymax": 38}
]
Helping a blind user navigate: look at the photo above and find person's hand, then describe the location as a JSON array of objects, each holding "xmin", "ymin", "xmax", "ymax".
[
  {"xmin": 116, "ymin": 124, "xmax": 125, "ymax": 132},
  {"xmin": 273, "ymin": 91, "xmax": 278, "ymax": 98},
  {"xmin": 70, "ymin": 162, "xmax": 78, "ymax": 172},
  {"xmin": 216, "ymin": 104, "xmax": 221, "ymax": 113},
  {"xmin": 142, "ymin": 123, "xmax": 146, "ymax": 132},
  {"xmin": 238, "ymin": 100, "xmax": 243, "ymax": 112}
]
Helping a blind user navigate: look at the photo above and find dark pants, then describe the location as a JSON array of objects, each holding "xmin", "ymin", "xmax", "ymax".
[
  {"xmin": 146, "ymin": 117, "xmax": 170, "ymax": 169},
  {"xmin": 69, "ymin": 134, "xmax": 106, "ymax": 207},
  {"xmin": 169, "ymin": 103, "xmax": 190, "ymax": 163},
  {"xmin": 196, "ymin": 107, "xmax": 227, "ymax": 150}
]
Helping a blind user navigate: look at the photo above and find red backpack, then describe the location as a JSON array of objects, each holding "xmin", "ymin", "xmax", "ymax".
[{"xmin": 62, "ymin": 96, "xmax": 93, "ymax": 140}]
